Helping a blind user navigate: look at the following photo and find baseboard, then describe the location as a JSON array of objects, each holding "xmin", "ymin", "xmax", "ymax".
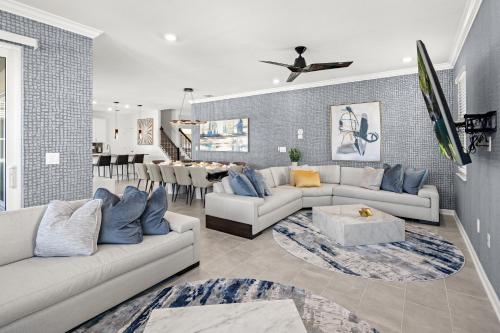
[{"xmin": 446, "ymin": 209, "xmax": 500, "ymax": 322}]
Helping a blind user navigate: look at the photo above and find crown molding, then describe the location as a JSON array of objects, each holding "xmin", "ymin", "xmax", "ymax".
[
  {"xmin": 192, "ymin": 63, "xmax": 452, "ymax": 104},
  {"xmin": 448, "ymin": 0, "xmax": 483, "ymax": 67},
  {"xmin": 0, "ymin": 0, "xmax": 102, "ymax": 39}
]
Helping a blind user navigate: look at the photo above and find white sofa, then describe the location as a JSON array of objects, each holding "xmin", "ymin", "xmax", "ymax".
[
  {"xmin": 205, "ymin": 165, "xmax": 439, "ymax": 238},
  {"xmin": 0, "ymin": 200, "xmax": 200, "ymax": 333}
]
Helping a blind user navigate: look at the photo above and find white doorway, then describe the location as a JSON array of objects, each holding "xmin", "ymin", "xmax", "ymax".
[{"xmin": 0, "ymin": 41, "xmax": 23, "ymax": 210}]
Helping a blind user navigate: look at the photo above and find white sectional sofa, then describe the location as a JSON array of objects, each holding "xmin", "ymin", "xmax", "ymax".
[
  {"xmin": 0, "ymin": 200, "xmax": 200, "ymax": 333},
  {"xmin": 205, "ymin": 165, "xmax": 439, "ymax": 238}
]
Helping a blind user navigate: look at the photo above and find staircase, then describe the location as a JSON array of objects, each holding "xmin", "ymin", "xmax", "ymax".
[{"xmin": 160, "ymin": 128, "xmax": 192, "ymax": 161}]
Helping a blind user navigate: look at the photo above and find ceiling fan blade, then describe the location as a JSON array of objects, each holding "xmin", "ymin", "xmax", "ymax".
[
  {"xmin": 304, "ymin": 61, "xmax": 353, "ymax": 72},
  {"xmin": 287, "ymin": 72, "xmax": 301, "ymax": 82},
  {"xmin": 259, "ymin": 60, "xmax": 293, "ymax": 68}
]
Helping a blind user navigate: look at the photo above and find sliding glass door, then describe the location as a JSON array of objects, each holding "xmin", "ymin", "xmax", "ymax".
[{"xmin": 0, "ymin": 57, "xmax": 5, "ymax": 210}]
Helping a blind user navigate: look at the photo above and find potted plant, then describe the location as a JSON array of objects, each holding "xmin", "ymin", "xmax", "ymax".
[{"xmin": 289, "ymin": 148, "xmax": 301, "ymax": 166}]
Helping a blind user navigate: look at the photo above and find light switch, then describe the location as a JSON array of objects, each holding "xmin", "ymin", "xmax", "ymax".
[
  {"xmin": 46, "ymin": 153, "xmax": 60, "ymax": 165},
  {"xmin": 297, "ymin": 129, "xmax": 304, "ymax": 140},
  {"xmin": 278, "ymin": 147, "xmax": 287, "ymax": 153}
]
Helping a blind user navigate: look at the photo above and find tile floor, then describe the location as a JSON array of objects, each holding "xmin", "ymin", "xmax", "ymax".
[{"xmin": 107, "ymin": 179, "xmax": 500, "ymax": 333}]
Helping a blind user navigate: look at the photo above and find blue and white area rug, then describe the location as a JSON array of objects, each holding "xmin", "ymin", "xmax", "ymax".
[
  {"xmin": 73, "ymin": 278, "xmax": 378, "ymax": 333},
  {"xmin": 273, "ymin": 210, "xmax": 465, "ymax": 282}
]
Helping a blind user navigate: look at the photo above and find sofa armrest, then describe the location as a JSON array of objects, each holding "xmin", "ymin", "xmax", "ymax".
[
  {"xmin": 418, "ymin": 185, "xmax": 440, "ymax": 222},
  {"xmin": 205, "ymin": 193, "xmax": 264, "ymax": 225},
  {"xmin": 165, "ymin": 211, "xmax": 200, "ymax": 262}
]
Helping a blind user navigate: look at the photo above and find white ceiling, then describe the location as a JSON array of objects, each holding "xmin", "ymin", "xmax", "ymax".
[{"xmin": 14, "ymin": 0, "xmax": 469, "ymax": 112}]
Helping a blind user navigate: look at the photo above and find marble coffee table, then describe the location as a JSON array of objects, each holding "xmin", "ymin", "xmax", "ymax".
[
  {"xmin": 312, "ymin": 204, "xmax": 405, "ymax": 246},
  {"xmin": 143, "ymin": 299, "xmax": 307, "ymax": 333}
]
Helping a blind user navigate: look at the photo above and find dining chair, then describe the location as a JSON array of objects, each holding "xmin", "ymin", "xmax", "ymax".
[
  {"xmin": 189, "ymin": 167, "xmax": 215, "ymax": 207},
  {"xmin": 173, "ymin": 165, "xmax": 193, "ymax": 204},
  {"xmin": 93, "ymin": 155, "xmax": 112, "ymax": 178},
  {"xmin": 112, "ymin": 155, "xmax": 130, "ymax": 180},
  {"xmin": 128, "ymin": 154, "xmax": 145, "ymax": 179},
  {"xmin": 135, "ymin": 163, "xmax": 150, "ymax": 190},
  {"xmin": 146, "ymin": 163, "xmax": 163, "ymax": 193},
  {"xmin": 159, "ymin": 164, "xmax": 178, "ymax": 201}
]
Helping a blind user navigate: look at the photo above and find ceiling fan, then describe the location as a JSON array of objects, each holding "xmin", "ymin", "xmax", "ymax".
[{"xmin": 260, "ymin": 46, "xmax": 353, "ymax": 82}]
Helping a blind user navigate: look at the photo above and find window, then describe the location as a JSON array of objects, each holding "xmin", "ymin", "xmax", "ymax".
[{"xmin": 456, "ymin": 70, "xmax": 467, "ymax": 180}]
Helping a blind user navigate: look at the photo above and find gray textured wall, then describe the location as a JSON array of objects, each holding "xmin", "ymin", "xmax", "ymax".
[
  {"xmin": 0, "ymin": 11, "xmax": 93, "ymax": 207},
  {"xmin": 453, "ymin": 0, "xmax": 499, "ymax": 297},
  {"xmin": 192, "ymin": 71, "xmax": 456, "ymax": 209}
]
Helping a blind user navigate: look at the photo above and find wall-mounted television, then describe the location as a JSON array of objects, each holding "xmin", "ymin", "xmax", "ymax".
[{"xmin": 417, "ymin": 40, "xmax": 471, "ymax": 166}]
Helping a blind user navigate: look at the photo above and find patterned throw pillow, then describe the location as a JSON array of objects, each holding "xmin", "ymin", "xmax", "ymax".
[
  {"xmin": 95, "ymin": 186, "xmax": 147, "ymax": 244},
  {"xmin": 35, "ymin": 199, "xmax": 102, "ymax": 257},
  {"xmin": 228, "ymin": 170, "xmax": 259, "ymax": 197},
  {"xmin": 243, "ymin": 167, "xmax": 269, "ymax": 197},
  {"xmin": 360, "ymin": 167, "xmax": 385, "ymax": 191},
  {"xmin": 140, "ymin": 186, "xmax": 170, "ymax": 235}
]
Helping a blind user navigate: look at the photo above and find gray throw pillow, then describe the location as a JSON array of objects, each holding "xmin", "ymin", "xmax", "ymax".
[
  {"xmin": 95, "ymin": 186, "xmax": 147, "ymax": 244},
  {"xmin": 360, "ymin": 167, "xmax": 385, "ymax": 190},
  {"xmin": 403, "ymin": 168, "xmax": 429, "ymax": 195},
  {"xmin": 243, "ymin": 167, "xmax": 267, "ymax": 198},
  {"xmin": 35, "ymin": 199, "xmax": 102, "ymax": 257},
  {"xmin": 381, "ymin": 164, "xmax": 404, "ymax": 193},
  {"xmin": 228, "ymin": 170, "xmax": 259, "ymax": 197},
  {"xmin": 140, "ymin": 186, "xmax": 170, "ymax": 235}
]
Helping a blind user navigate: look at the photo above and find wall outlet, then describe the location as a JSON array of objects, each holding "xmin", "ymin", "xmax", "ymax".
[
  {"xmin": 487, "ymin": 233, "xmax": 491, "ymax": 248},
  {"xmin": 45, "ymin": 153, "xmax": 60, "ymax": 165},
  {"xmin": 278, "ymin": 146, "xmax": 287, "ymax": 153},
  {"xmin": 477, "ymin": 218, "xmax": 480, "ymax": 233}
]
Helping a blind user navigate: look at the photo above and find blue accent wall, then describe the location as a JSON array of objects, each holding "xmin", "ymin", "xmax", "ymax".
[
  {"xmin": 192, "ymin": 70, "xmax": 456, "ymax": 209},
  {"xmin": 0, "ymin": 11, "xmax": 93, "ymax": 207},
  {"xmin": 453, "ymin": 0, "xmax": 500, "ymax": 297}
]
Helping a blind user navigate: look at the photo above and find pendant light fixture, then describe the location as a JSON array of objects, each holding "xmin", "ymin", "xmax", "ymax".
[
  {"xmin": 137, "ymin": 104, "xmax": 143, "ymax": 141},
  {"xmin": 170, "ymin": 88, "xmax": 207, "ymax": 126},
  {"xmin": 113, "ymin": 101, "xmax": 119, "ymax": 139}
]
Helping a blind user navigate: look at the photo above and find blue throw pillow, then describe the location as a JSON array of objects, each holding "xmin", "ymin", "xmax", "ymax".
[
  {"xmin": 228, "ymin": 170, "xmax": 259, "ymax": 197},
  {"xmin": 381, "ymin": 164, "xmax": 404, "ymax": 193},
  {"xmin": 243, "ymin": 167, "xmax": 267, "ymax": 198},
  {"xmin": 141, "ymin": 186, "xmax": 170, "ymax": 235},
  {"xmin": 94, "ymin": 186, "xmax": 147, "ymax": 244},
  {"xmin": 403, "ymin": 168, "xmax": 429, "ymax": 195}
]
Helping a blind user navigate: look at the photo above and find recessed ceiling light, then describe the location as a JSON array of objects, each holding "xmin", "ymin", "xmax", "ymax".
[
  {"xmin": 124, "ymin": 104, "xmax": 130, "ymax": 109},
  {"xmin": 402, "ymin": 56, "xmax": 413, "ymax": 63},
  {"xmin": 273, "ymin": 78, "xmax": 280, "ymax": 85},
  {"xmin": 107, "ymin": 107, "xmax": 112, "ymax": 111},
  {"xmin": 92, "ymin": 100, "xmax": 97, "ymax": 105},
  {"xmin": 164, "ymin": 33, "xmax": 177, "ymax": 42}
]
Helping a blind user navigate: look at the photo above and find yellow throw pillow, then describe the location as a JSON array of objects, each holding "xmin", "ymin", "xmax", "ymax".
[
  {"xmin": 294, "ymin": 170, "xmax": 321, "ymax": 187},
  {"xmin": 289, "ymin": 168, "xmax": 314, "ymax": 186}
]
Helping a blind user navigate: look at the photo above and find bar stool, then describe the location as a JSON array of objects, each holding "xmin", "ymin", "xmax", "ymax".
[
  {"xmin": 159, "ymin": 164, "xmax": 178, "ymax": 201},
  {"xmin": 128, "ymin": 154, "xmax": 145, "ymax": 179},
  {"xmin": 112, "ymin": 155, "xmax": 129, "ymax": 180},
  {"xmin": 145, "ymin": 163, "xmax": 163, "ymax": 193},
  {"xmin": 93, "ymin": 155, "xmax": 112, "ymax": 178},
  {"xmin": 173, "ymin": 165, "xmax": 193, "ymax": 204},
  {"xmin": 189, "ymin": 167, "xmax": 215, "ymax": 207},
  {"xmin": 135, "ymin": 163, "xmax": 150, "ymax": 190}
]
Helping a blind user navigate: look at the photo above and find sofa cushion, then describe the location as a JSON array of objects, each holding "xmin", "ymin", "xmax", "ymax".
[
  {"xmin": 403, "ymin": 168, "xmax": 429, "ymax": 195},
  {"xmin": 34, "ymin": 199, "xmax": 102, "ymax": 257},
  {"xmin": 0, "ymin": 230, "xmax": 194, "ymax": 328},
  {"xmin": 359, "ymin": 167, "xmax": 385, "ymax": 191},
  {"xmin": 270, "ymin": 166, "xmax": 290, "ymax": 186},
  {"xmin": 381, "ymin": 164, "xmax": 404, "ymax": 193},
  {"xmin": 229, "ymin": 170, "xmax": 259, "ymax": 197},
  {"xmin": 279, "ymin": 184, "xmax": 336, "ymax": 197},
  {"xmin": 95, "ymin": 186, "xmax": 147, "ymax": 244},
  {"xmin": 333, "ymin": 185, "xmax": 430, "ymax": 208},
  {"xmin": 311, "ymin": 165, "xmax": 341, "ymax": 184},
  {"xmin": 257, "ymin": 168, "xmax": 275, "ymax": 188},
  {"xmin": 140, "ymin": 186, "xmax": 170, "ymax": 235},
  {"xmin": 258, "ymin": 187, "xmax": 302, "ymax": 216},
  {"xmin": 340, "ymin": 167, "xmax": 365, "ymax": 186}
]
